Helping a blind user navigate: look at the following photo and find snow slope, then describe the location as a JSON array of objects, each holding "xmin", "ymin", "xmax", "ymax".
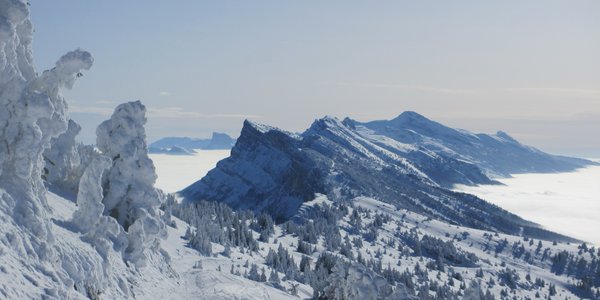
[
  {"xmin": 13, "ymin": 190, "xmax": 297, "ymax": 299},
  {"xmin": 172, "ymin": 190, "xmax": 597, "ymax": 299},
  {"xmin": 347, "ymin": 196, "xmax": 591, "ymax": 299},
  {"xmin": 161, "ymin": 216, "xmax": 300, "ymax": 300}
]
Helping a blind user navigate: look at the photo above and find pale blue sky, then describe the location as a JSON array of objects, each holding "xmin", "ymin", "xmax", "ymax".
[{"xmin": 30, "ymin": 1, "xmax": 600, "ymax": 156}]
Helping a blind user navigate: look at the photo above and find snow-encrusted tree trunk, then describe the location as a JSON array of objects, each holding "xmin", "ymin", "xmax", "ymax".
[
  {"xmin": 72, "ymin": 155, "xmax": 129, "ymax": 261},
  {"xmin": 43, "ymin": 119, "xmax": 83, "ymax": 194},
  {"xmin": 96, "ymin": 100, "xmax": 166, "ymax": 266},
  {"xmin": 0, "ymin": 0, "xmax": 92, "ymax": 246},
  {"xmin": 72, "ymin": 156, "xmax": 111, "ymax": 232},
  {"xmin": 323, "ymin": 262, "xmax": 394, "ymax": 300}
]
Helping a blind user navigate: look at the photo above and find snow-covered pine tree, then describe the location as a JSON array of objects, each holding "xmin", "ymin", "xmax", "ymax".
[{"xmin": 96, "ymin": 101, "xmax": 167, "ymax": 266}]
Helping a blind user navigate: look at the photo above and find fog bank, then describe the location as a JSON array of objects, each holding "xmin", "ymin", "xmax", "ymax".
[{"xmin": 455, "ymin": 163, "xmax": 600, "ymax": 245}]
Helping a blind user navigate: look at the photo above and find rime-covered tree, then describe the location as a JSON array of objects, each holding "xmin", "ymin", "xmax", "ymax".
[
  {"xmin": 269, "ymin": 268, "xmax": 280, "ymax": 284},
  {"xmin": 96, "ymin": 101, "xmax": 166, "ymax": 266},
  {"xmin": 322, "ymin": 262, "xmax": 394, "ymax": 300},
  {"xmin": 42, "ymin": 120, "xmax": 87, "ymax": 194},
  {"xmin": 0, "ymin": 16, "xmax": 92, "ymax": 244}
]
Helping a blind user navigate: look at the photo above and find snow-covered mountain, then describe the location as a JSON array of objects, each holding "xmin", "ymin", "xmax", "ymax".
[
  {"xmin": 181, "ymin": 116, "xmax": 590, "ymax": 243},
  {"xmin": 356, "ymin": 111, "xmax": 594, "ymax": 177},
  {"xmin": 150, "ymin": 132, "xmax": 236, "ymax": 151}
]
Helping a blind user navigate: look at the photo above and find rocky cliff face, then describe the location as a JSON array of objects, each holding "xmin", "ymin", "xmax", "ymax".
[{"xmin": 181, "ymin": 120, "xmax": 323, "ymax": 221}]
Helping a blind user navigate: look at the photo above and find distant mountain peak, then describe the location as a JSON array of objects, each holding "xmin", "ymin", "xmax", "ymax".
[
  {"xmin": 306, "ymin": 115, "xmax": 347, "ymax": 132},
  {"xmin": 393, "ymin": 110, "xmax": 430, "ymax": 122},
  {"xmin": 341, "ymin": 117, "xmax": 357, "ymax": 129},
  {"xmin": 211, "ymin": 131, "xmax": 232, "ymax": 139},
  {"xmin": 495, "ymin": 130, "xmax": 519, "ymax": 143},
  {"xmin": 243, "ymin": 119, "xmax": 279, "ymax": 134},
  {"xmin": 242, "ymin": 120, "xmax": 300, "ymax": 140},
  {"xmin": 388, "ymin": 111, "xmax": 447, "ymax": 130}
]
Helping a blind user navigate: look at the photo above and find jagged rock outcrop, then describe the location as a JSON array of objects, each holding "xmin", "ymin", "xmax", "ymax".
[
  {"xmin": 182, "ymin": 121, "xmax": 322, "ymax": 221},
  {"xmin": 204, "ymin": 132, "xmax": 236, "ymax": 149}
]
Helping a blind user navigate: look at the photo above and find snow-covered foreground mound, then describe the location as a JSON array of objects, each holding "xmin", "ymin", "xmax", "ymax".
[
  {"xmin": 0, "ymin": 190, "xmax": 295, "ymax": 299},
  {"xmin": 150, "ymin": 150, "xmax": 230, "ymax": 193},
  {"xmin": 454, "ymin": 164, "xmax": 600, "ymax": 245},
  {"xmin": 0, "ymin": 2, "xmax": 272, "ymax": 298}
]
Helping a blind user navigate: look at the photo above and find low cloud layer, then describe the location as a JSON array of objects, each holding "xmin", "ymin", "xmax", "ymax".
[{"xmin": 455, "ymin": 163, "xmax": 600, "ymax": 245}]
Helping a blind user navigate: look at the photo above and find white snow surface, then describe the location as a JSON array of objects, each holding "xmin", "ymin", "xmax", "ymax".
[
  {"xmin": 454, "ymin": 164, "xmax": 600, "ymax": 245},
  {"xmin": 150, "ymin": 150, "xmax": 231, "ymax": 193},
  {"xmin": 161, "ymin": 217, "xmax": 299, "ymax": 300},
  {"xmin": 1, "ymin": 190, "xmax": 295, "ymax": 299}
]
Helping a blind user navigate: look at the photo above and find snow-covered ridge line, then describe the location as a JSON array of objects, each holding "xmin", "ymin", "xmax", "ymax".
[
  {"xmin": 358, "ymin": 111, "xmax": 596, "ymax": 177},
  {"xmin": 244, "ymin": 119, "xmax": 302, "ymax": 140}
]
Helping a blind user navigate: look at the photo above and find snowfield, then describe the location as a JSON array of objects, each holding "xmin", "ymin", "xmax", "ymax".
[
  {"xmin": 150, "ymin": 150, "xmax": 231, "ymax": 193},
  {"xmin": 454, "ymin": 164, "xmax": 600, "ymax": 245}
]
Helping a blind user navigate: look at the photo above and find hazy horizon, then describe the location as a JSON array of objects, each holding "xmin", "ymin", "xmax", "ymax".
[{"xmin": 30, "ymin": 0, "xmax": 600, "ymax": 157}]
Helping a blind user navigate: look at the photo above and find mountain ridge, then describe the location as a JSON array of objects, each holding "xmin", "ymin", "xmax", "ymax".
[
  {"xmin": 181, "ymin": 112, "xmax": 591, "ymax": 243},
  {"xmin": 357, "ymin": 112, "xmax": 595, "ymax": 176}
]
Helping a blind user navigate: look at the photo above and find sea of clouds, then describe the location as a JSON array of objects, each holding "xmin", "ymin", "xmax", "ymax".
[
  {"xmin": 455, "ymin": 161, "xmax": 600, "ymax": 245},
  {"xmin": 150, "ymin": 150, "xmax": 231, "ymax": 193}
]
